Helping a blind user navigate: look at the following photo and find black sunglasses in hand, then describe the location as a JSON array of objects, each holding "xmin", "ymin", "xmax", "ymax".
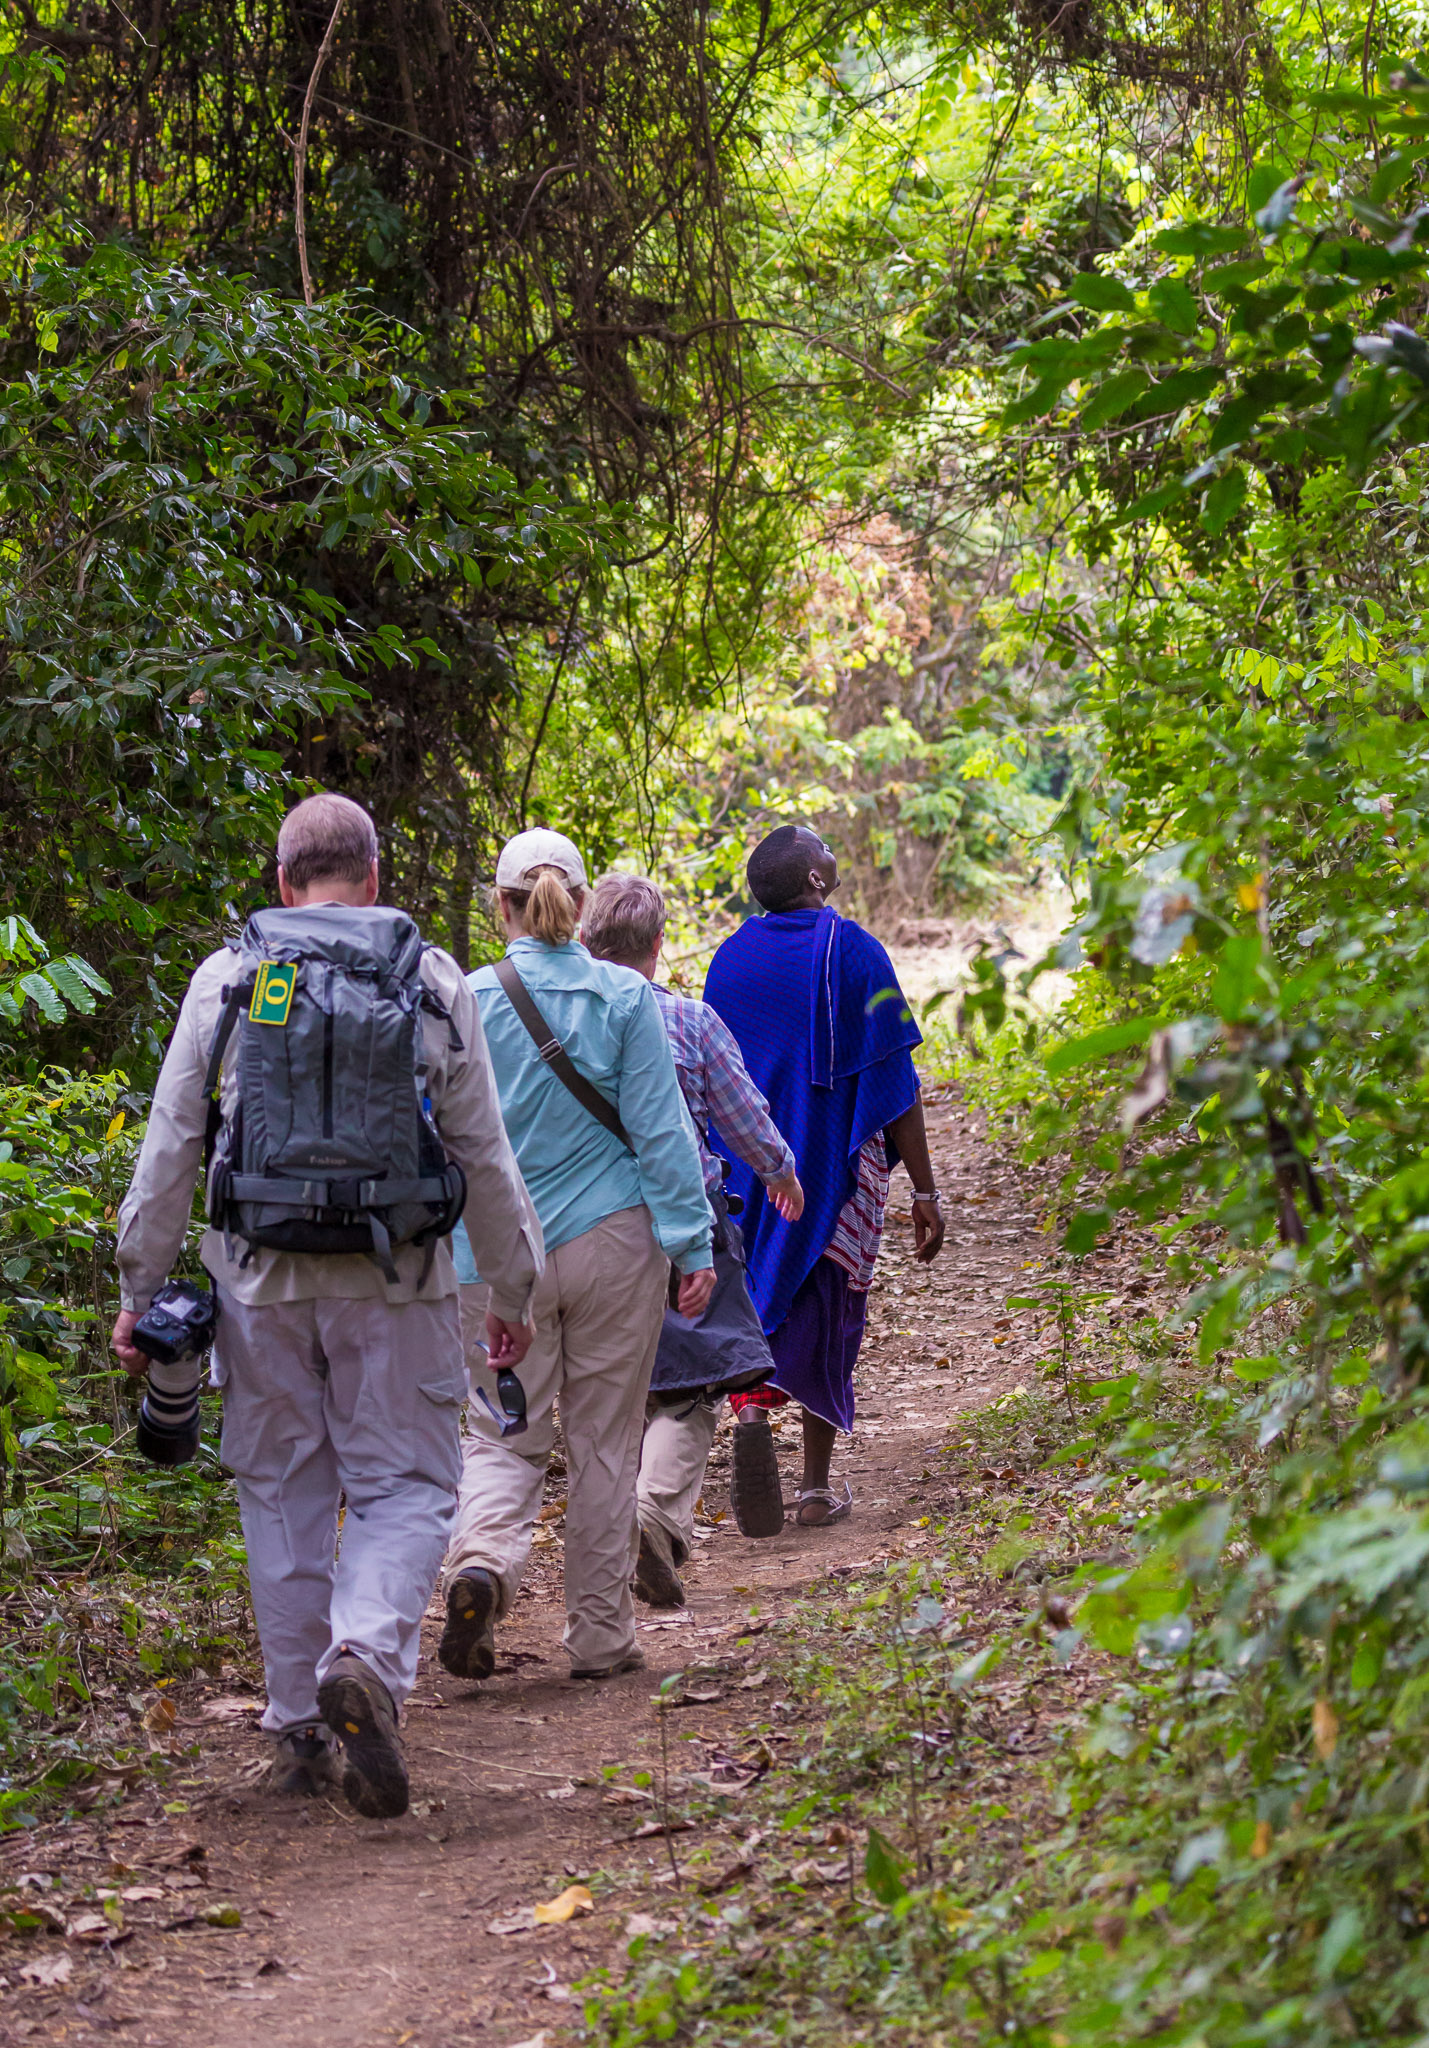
[{"xmin": 475, "ymin": 1365, "xmax": 528, "ymax": 1437}]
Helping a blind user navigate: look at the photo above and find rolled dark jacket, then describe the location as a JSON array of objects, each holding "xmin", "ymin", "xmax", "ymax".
[{"xmin": 650, "ymin": 1194, "xmax": 773, "ymax": 1399}]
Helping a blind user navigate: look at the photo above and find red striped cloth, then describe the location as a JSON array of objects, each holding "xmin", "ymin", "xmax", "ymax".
[
  {"xmin": 730, "ymin": 1381, "xmax": 789, "ymax": 1415},
  {"xmin": 823, "ymin": 1137, "xmax": 889, "ymax": 1291}
]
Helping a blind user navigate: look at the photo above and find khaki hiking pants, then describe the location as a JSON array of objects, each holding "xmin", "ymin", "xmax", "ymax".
[
  {"xmin": 212, "ymin": 1289, "xmax": 466, "ymax": 1734},
  {"xmin": 446, "ymin": 1204, "xmax": 669, "ymax": 1672},
  {"xmin": 637, "ymin": 1394, "xmax": 723, "ymax": 1563}
]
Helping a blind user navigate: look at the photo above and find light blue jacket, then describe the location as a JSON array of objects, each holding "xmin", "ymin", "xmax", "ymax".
[{"xmin": 452, "ymin": 937, "xmax": 712, "ymax": 1280}]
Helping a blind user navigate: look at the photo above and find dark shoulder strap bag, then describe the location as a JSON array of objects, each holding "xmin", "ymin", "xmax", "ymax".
[{"xmin": 493, "ymin": 957, "xmax": 633, "ymax": 1154}]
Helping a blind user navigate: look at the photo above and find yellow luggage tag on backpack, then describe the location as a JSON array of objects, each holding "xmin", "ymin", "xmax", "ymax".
[{"xmin": 249, "ymin": 961, "xmax": 297, "ymax": 1027}]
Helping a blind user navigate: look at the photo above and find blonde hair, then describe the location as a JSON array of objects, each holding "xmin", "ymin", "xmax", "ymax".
[
  {"xmin": 583, "ymin": 872, "xmax": 666, "ymax": 965},
  {"xmin": 503, "ymin": 865, "xmax": 583, "ymax": 946},
  {"xmin": 276, "ymin": 793, "xmax": 379, "ymax": 890}
]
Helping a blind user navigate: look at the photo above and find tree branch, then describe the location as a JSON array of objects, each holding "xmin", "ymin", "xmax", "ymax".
[{"xmin": 294, "ymin": 0, "xmax": 349, "ymax": 308}]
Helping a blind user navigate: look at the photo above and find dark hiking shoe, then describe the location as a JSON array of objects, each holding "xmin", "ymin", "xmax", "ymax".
[
  {"xmin": 267, "ymin": 1723, "xmax": 342, "ymax": 1797},
  {"xmin": 570, "ymin": 1648, "xmax": 647, "ymax": 1681},
  {"xmin": 730, "ymin": 1412, "xmax": 784, "ymax": 1538},
  {"xmin": 439, "ymin": 1568, "xmax": 499, "ymax": 1681},
  {"xmin": 633, "ymin": 1524, "xmax": 685, "ymax": 1609},
  {"xmin": 316, "ymin": 1654, "xmax": 409, "ymax": 1820}
]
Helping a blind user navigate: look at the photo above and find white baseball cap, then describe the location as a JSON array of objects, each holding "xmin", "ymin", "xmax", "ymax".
[{"xmin": 495, "ymin": 828, "xmax": 588, "ymax": 891}]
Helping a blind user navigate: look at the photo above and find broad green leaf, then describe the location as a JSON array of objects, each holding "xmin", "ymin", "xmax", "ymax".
[
  {"xmin": 1148, "ymin": 278, "xmax": 1200, "ymax": 335},
  {"xmin": 864, "ymin": 1829, "xmax": 908, "ymax": 1906},
  {"xmin": 1202, "ymin": 466, "xmax": 1248, "ymax": 533},
  {"xmin": 1069, "ymin": 273, "xmax": 1135, "ymax": 314},
  {"xmin": 16, "ymin": 971, "xmax": 65, "ymax": 1023},
  {"xmin": 1045, "ymin": 1017, "xmax": 1165, "ymax": 1077},
  {"xmin": 1065, "ymin": 1207, "xmax": 1111, "ymax": 1254},
  {"xmin": 1081, "ymin": 368, "xmax": 1150, "ymax": 429}
]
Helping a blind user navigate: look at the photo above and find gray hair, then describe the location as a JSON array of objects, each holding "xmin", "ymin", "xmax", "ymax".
[
  {"xmin": 276, "ymin": 793, "xmax": 379, "ymax": 891},
  {"xmin": 582, "ymin": 872, "xmax": 666, "ymax": 965}
]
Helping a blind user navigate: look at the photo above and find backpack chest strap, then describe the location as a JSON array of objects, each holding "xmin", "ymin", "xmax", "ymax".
[{"xmin": 227, "ymin": 1174, "xmax": 454, "ymax": 1208}]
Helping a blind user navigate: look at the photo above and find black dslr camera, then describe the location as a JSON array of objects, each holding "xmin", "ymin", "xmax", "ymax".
[{"xmin": 131, "ymin": 1279, "xmax": 218, "ymax": 1466}]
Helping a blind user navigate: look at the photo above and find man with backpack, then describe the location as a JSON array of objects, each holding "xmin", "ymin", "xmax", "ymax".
[{"xmin": 110, "ymin": 794, "xmax": 542, "ymax": 1820}]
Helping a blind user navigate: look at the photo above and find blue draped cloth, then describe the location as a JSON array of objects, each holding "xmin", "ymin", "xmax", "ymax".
[{"xmin": 702, "ymin": 907, "xmax": 921, "ymax": 1334}]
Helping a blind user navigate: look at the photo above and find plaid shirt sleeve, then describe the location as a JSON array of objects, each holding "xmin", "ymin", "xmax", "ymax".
[{"xmin": 698, "ymin": 1004, "xmax": 795, "ymax": 1186}]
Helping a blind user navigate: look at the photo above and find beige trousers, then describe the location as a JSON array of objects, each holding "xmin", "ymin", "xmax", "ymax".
[
  {"xmin": 446, "ymin": 1205, "xmax": 669, "ymax": 1671},
  {"xmin": 212, "ymin": 1288, "xmax": 465, "ymax": 1732},
  {"xmin": 637, "ymin": 1395, "xmax": 723, "ymax": 1563}
]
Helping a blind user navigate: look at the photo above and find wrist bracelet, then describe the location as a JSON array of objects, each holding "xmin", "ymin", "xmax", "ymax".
[{"xmin": 911, "ymin": 1190, "xmax": 941, "ymax": 1206}]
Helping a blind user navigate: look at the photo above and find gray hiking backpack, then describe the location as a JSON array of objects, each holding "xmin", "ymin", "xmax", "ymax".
[{"xmin": 201, "ymin": 905, "xmax": 466, "ymax": 1281}]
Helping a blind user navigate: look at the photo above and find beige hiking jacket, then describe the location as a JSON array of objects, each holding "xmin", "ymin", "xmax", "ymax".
[{"xmin": 116, "ymin": 935, "xmax": 544, "ymax": 1321}]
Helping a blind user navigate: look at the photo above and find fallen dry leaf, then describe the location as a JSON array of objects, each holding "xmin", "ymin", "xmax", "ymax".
[
  {"xmin": 141, "ymin": 1695, "xmax": 178, "ymax": 1735},
  {"xmin": 601, "ymin": 1786, "xmax": 653, "ymax": 1807},
  {"xmin": 533, "ymin": 1883, "xmax": 593, "ymax": 1925},
  {"xmin": 19, "ymin": 1954, "xmax": 72, "ymax": 1988},
  {"xmin": 630, "ymin": 1818, "xmax": 695, "ymax": 1840},
  {"xmin": 66, "ymin": 1913, "xmax": 116, "ymax": 1943},
  {"xmin": 153, "ymin": 1840, "xmax": 206, "ymax": 1870},
  {"xmin": 200, "ymin": 1697, "xmax": 262, "ymax": 1721},
  {"xmin": 625, "ymin": 1912, "xmax": 678, "ymax": 1937},
  {"xmin": 486, "ymin": 1908, "xmax": 537, "ymax": 1935},
  {"xmin": 120, "ymin": 1887, "xmax": 165, "ymax": 1903},
  {"xmin": 738, "ymin": 1670, "xmax": 768, "ymax": 1690},
  {"xmin": 1313, "ymin": 1696, "xmax": 1338, "ymax": 1761},
  {"xmin": 696, "ymin": 1857, "xmax": 754, "ymax": 1894},
  {"xmin": 1251, "ymin": 1819, "xmax": 1272, "ymax": 1859},
  {"xmin": 15, "ymin": 1900, "xmax": 66, "ymax": 1934}
]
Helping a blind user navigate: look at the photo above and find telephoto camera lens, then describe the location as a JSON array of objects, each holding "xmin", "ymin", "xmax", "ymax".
[
  {"xmin": 136, "ymin": 1354, "xmax": 203, "ymax": 1467},
  {"xmin": 131, "ymin": 1279, "xmax": 217, "ymax": 1467}
]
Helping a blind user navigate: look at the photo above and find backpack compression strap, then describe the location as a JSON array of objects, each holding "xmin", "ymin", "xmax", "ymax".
[
  {"xmin": 492, "ymin": 957, "xmax": 634, "ymax": 1154},
  {"xmin": 201, "ymin": 978, "xmax": 258, "ymax": 1099}
]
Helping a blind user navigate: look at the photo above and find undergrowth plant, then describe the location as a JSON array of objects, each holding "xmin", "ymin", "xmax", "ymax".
[{"xmin": 0, "ymin": 924, "xmax": 249, "ymax": 1829}]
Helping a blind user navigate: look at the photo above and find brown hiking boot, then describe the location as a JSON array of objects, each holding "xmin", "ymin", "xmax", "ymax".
[
  {"xmin": 438, "ymin": 1569, "xmax": 499, "ymax": 1681},
  {"xmin": 316, "ymin": 1653, "xmax": 408, "ymax": 1820},
  {"xmin": 633, "ymin": 1523, "xmax": 685, "ymax": 1609},
  {"xmin": 730, "ymin": 1411, "xmax": 784, "ymax": 1538},
  {"xmin": 267, "ymin": 1723, "xmax": 342, "ymax": 1797},
  {"xmin": 570, "ymin": 1648, "xmax": 647, "ymax": 1681}
]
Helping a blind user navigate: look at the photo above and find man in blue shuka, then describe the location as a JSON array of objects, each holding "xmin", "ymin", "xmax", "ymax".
[{"xmin": 703, "ymin": 824, "xmax": 946, "ymax": 1526}]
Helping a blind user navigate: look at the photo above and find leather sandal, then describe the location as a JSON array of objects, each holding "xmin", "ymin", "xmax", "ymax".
[{"xmin": 792, "ymin": 1481, "xmax": 853, "ymax": 1526}]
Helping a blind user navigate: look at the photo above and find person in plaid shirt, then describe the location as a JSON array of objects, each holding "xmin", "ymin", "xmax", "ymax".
[{"xmin": 583, "ymin": 874, "xmax": 803, "ymax": 1605}]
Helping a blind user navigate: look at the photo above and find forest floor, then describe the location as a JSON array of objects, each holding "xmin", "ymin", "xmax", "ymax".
[{"xmin": 0, "ymin": 1074, "xmax": 1133, "ymax": 2048}]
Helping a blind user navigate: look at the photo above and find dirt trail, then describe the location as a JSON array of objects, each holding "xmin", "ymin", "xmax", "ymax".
[{"xmin": 0, "ymin": 1090, "xmax": 1057, "ymax": 2048}]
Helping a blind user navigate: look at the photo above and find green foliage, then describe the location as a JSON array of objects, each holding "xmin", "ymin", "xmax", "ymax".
[
  {"xmin": 0, "ymin": 236, "xmax": 607, "ymax": 1044},
  {"xmin": 0, "ymin": 919, "xmax": 135, "ymax": 1454},
  {"xmin": 0, "ymin": 917, "xmax": 109, "ymax": 1037},
  {"xmin": 0, "ymin": 934, "xmax": 248, "ymax": 1828},
  {"xmin": 867, "ymin": 43, "xmax": 1429, "ymax": 2048},
  {"xmin": 584, "ymin": 1375, "xmax": 1429, "ymax": 2047}
]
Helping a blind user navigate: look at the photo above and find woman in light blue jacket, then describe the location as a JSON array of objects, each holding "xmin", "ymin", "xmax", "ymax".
[{"xmin": 440, "ymin": 828, "xmax": 715, "ymax": 1682}]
